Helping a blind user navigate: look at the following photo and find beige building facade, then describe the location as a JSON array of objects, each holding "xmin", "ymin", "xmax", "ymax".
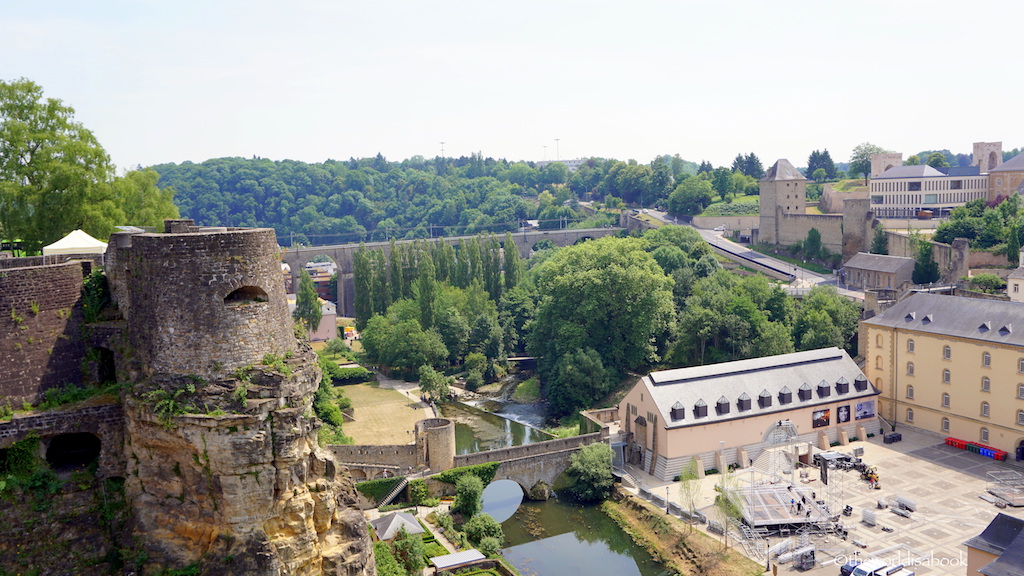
[
  {"xmin": 862, "ymin": 293, "xmax": 1024, "ymax": 458},
  {"xmin": 617, "ymin": 348, "xmax": 881, "ymax": 481},
  {"xmin": 989, "ymin": 153, "xmax": 1024, "ymax": 200}
]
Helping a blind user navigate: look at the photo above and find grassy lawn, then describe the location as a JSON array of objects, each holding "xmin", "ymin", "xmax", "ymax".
[
  {"xmin": 511, "ymin": 377, "xmax": 540, "ymax": 402},
  {"xmin": 748, "ymin": 244, "xmax": 834, "ymax": 274},
  {"xmin": 700, "ymin": 194, "xmax": 759, "ymax": 217},
  {"xmin": 342, "ymin": 383, "xmax": 424, "ymax": 445}
]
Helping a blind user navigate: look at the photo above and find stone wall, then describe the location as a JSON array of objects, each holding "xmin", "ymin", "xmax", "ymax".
[
  {"xmin": 884, "ymin": 232, "xmax": 969, "ymax": 282},
  {"xmin": 775, "ymin": 213, "xmax": 844, "ymax": 254},
  {"xmin": 329, "ymin": 444, "xmax": 418, "ymax": 469},
  {"xmin": 969, "ymin": 251, "xmax": 1013, "ymax": 268},
  {"xmin": 453, "ymin": 433, "xmax": 601, "ymax": 467},
  {"xmin": 114, "ymin": 228, "xmax": 295, "ymax": 380},
  {"xmin": 691, "ymin": 215, "xmax": 759, "ymax": 230},
  {"xmin": 0, "ymin": 402, "xmax": 125, "ymax": 478},
  {"xmin": 0, "ymin": 261, "xmax": 87, "ymax": 405}
]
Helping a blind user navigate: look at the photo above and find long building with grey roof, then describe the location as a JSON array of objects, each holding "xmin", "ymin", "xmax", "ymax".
[
  {"xmin": 862, "ymin": 292, "xmax": 1024, "ymax": 457},
  {"xmin": 616, "ymin": 347, "xmax": 880, "ymax": 481}
]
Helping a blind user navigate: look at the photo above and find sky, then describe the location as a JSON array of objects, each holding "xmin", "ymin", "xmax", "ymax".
[{"xmin": 3, "ymin": 0, "xmax": 1022, "ymax": 173}]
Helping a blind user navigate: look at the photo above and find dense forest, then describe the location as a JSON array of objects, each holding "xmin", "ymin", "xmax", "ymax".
[
  {"xmin": 150, "ymin": 154, "xmax": 723, "ymax": 245},
  {"xmin": 352, "ymin": 227, "xmax": 860, "ymax": 419}
]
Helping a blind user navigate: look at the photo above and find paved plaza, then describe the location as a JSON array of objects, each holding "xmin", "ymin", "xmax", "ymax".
[{"xmin": 627, "ymin": 427, "xmax": 1024, "ymax": 576}]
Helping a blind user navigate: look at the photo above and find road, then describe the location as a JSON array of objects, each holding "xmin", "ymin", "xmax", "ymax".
[{"xmin": 642, "ymin": 208, "xmax": 864, "ymax": 301}]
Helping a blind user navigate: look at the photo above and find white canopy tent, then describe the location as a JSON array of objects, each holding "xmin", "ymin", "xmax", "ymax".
[{"xmin": 42, "ymin": 229, "xmax": 108, "ymax": 256}]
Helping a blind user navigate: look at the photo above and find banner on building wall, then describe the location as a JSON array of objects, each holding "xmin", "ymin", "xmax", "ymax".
[
  {"xmin": 855, "ymin": 400, "xmax": 876, "ymax": 420},
  {"xmin": 837, "ymin": 405, "xmax": 851, "ymax": 424},
  {"xmin": 812, "ymin": 409, "xmax": 830, "ymax": 428}
]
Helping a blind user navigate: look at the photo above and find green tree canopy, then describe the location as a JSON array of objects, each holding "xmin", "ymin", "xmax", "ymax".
[
  {"xmin": 848, "ymin": 143, "xmax": 889, "ymax": 178},
  {"xmin": 453, "ymin": 474, "xmax": 484, "ymax": 518},
  {"xmin": 667, "ymin": 176, "xmax": 714, "ymax": 215},
  {"xmin": 293, "ymin": 269, "xmax": 323, "ymax": 333},
  {"xmin": 869, "ymin": 225, "xmax": 888, "ymax": 255},
  {"xmin": 565, "ymin": 443, "xmax": 613, "ymax": 502}
]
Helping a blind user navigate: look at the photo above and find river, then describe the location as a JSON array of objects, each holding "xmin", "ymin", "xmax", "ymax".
[{"xmin": 437, "ymin": 401, "xmax": 551, "ymax": 454}]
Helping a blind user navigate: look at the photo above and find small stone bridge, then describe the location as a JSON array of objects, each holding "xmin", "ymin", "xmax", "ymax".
[
  {"xmin": 282, "ymin": 227, "xmax": 623, "ymax": 316},
  {"xmin": 453, "ymin": 433, "xmax": 603, "ymax": 493},
  {"xmin": 0, "ymin": 402, "xmax": 125, "ymax": 479}
]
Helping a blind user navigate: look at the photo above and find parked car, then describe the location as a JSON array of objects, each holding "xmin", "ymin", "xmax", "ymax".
[
  {"xmin": 840, "ymin": 560, "xmax": 863, "ymax": 576},
  {"xmin": 714, "ymin": 225, "xmax": 726, "ymax": 231}
]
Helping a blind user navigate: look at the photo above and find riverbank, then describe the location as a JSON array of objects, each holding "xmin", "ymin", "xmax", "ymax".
[{"xmin": 602, "ymin": 488, "xmax": 764, "ymax": 576}]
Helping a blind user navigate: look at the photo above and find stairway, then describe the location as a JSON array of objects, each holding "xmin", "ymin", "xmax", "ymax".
[{"xmin": 378, "ymin": 477, "xmax": 409, "ymax": 507}]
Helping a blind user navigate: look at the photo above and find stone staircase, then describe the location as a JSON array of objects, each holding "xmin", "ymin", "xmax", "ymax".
[{"xmin": 377, "ymin": 477, "xmax": 409, "ymax": 507}]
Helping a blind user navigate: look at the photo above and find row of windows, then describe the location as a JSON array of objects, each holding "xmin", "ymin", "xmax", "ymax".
[
  {"xmin": 870, "ymin": 190, "xmax": 986, "ymax": 206},
  {"xmin": 878, "ymin": 337, "xmax": 1024, "ymax": 372},
  {"xmin": 871, "ymin": 178, "xmax": 986, "ymax": 194},
  {"xmin": 905, "ymin": 412, "xmax": 1000, "ymax": 442},
  {"xmin": 905, "ymin": 379, "xmax": 1024, "ymax": 397},
  {"xmin": 904, "ymin": 388, "xmax": 1024, "ymax": 417}
]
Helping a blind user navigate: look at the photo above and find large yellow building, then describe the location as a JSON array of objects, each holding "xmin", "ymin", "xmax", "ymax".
[{"xmin": 862, "ymin": 293, "xmax": 1024, "ymax": 458}]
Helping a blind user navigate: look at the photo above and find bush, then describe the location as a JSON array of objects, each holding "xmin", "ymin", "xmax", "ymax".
[
  {"xmin": 565, "ymin": 443, "xmax": 613, "ymax": 502},
  {"xmin": 392, "ymin": 527, "xmax": 426, "ymax": 575},
  {"xmin": 433, "ymin": 462, "xmax": 501, "ymax": 486},
  {"xmin": 477, "ymin": 536, "xmax": 502, "ymax": 557},
  {"xmin": 463, "ymin": 513, "xmax": 503, "ymax": 546},
  {"xmin": 465, "ymin": 369, "xmax": 484, "ymax": 391},
  {"xmin": 423, "ymin": 541, "xmax": 447, "ymax": 559}
]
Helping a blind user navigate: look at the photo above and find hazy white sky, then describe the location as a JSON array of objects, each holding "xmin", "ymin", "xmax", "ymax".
[{"xmin": 3, "ymin": 1, "xmax": 1021, "ymax": 173}]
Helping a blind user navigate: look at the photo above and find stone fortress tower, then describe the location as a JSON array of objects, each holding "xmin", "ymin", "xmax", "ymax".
[
  {"xmin": 758, "ymin": 159, "xmax": 807, "ymax": 245},
  {"xmin": 106, "ymin": 220, "xmax": 372, "ymax": 576},
  {"xmin": 870, "ymin": 152, "xmax": 903, "ymax": 178},
  {"xmin": 973, "ymin": 141, "xmax": 1003, "ymax": 174}
]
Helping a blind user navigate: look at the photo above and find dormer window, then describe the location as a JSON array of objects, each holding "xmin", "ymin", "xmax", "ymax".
[
  {"xmin": 979, "ymin": 322, "xmax": 991, "ymax": 333},
  {"xmin": 836, "ymin": 377, "xmax": 849, "ymax": 394},
  {"xmin": 737, "ymin": 393, "xmax": 752, "ymax": 412},
  {"xmin": 817, "ymin": 380, "xmax": 831, "ymax": 398},
  {"xmin": 716, "ymin": 396, "xmax": 731, "ymax": 415},
  {"xmin": 758, "ymin": 389, "xmax": 772, "ymax": 408},
  {"xmin": 854, "ymin": 375, "xmax": 868, "ymax": 391},
  {"xmin": 922, "ymin": 314, "xmax": 933, "ymax": 325},
  {"xmin": 670, "ymin": 402, "xmax": 686, "ymax": 421},
  {"xmin": 798, "ymin": 383, "xmax": 813, "ymax": 401},
  {"xmin": 779, "ymin": 387, "xmax": 792, "ymax": 405},
  {"xmin": 694, "ymin": 399, "xmax": 708, "ymax": 418},
  {"xmin": 904, "ymin": 312, "xmax": 915, "ymax": 322},
  {"xmin": 1000, "ymin": 325, "xmax": 1012, "ymax": 336}
]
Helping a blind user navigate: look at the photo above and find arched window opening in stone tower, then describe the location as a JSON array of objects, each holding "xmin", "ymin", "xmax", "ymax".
[
  {"xmin": 224, "ymin": 286, "xmax": 269, "ymax": 304},
  {"xmin": 46, "ymin": 432, "xmax": 102, "ymax": 472}
]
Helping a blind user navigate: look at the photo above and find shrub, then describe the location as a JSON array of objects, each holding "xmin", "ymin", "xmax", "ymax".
[
  {"xmin": 452, "ymin": 474, "xmax": 483, "ymax": 518},
  {"xmin": 392, "ymin": 527, "xmax": 426, "ymax": 575},
  {"xmin": 463, "ymin": 513, "xmax": 503, "ymax": 546},
  {"xmin": 564, "ymin": 443, "xmax": 613, "ymax": 502},
  {"xmin": 373, "ymin": 541, "xmax": 404, "ymax": 576},
  {"xmin": 433, "ymin": 462, "xmax": 501, "ymax": 486},
  {"xmin": 477, "ymin": 536, "xmax": 502, "ymax": 557},
  {"xmin": 465, "ymin": 369, "xmax": 484, "ymax": 391}
]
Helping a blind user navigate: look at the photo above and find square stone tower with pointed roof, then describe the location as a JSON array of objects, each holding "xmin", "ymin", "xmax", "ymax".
[{"xmin": 759, "ymin": 159, "xmax": 807, "ymax": 245}]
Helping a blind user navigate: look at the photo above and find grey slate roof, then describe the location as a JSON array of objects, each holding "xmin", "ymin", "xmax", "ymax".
[
  {"xmin": 980, "ymin": 531, "xmax": 1024, "ymax": 576},
  {"xmin": 640, "ymin": 348, "xmax": 876, "ymax": 429},
  {"xmin": 762, "ymin": 159, "xmax": 805, "ymax": 182},
  {"xmin": 1009, "ymin": 266, "xmax": 1024, "ymax": 280},
  {"xmin": 369, "ymin": 511, "xmax": 424, "ymax": 540},
  {"xmin": 991, "ymin": 153, "xmax": 1024, "ymax": 173},
  {"xmin": 965, "ymin": 513, "xmax": 1024, "ymax": 555},
  {"xmin": 861, "ymin": 293, "xmax": 1024, "ymax": 347},
  {"xmin": 844, "ymin": 252, "xmax": 914, "ymax": 274},
  {"xmin": 873, "ymin": 165, "xmax": 945, "ymax": 179}
]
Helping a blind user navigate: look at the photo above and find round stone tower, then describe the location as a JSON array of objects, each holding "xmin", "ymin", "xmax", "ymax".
[
  {"xmin": 416, "ymin": 418, "xmax": 455, "ymax": 472},
  {"xmin": 123, "ymin": 225, "xmax": 294, "ymax": 379}
]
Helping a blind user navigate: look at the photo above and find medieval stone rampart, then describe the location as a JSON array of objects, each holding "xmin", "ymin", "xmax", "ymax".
[{"xmin": 0, "ymin": 260, "xmax": 88, "ymax": 405}]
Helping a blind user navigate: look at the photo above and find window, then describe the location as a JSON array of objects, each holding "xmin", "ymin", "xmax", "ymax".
[
  {"xmin": 950, "ymin": 180, "xmax": 963, "ymax": 190},
  {"xmin": 943, "ymin": 346, "xmax": 951, "ymax": 360},
  {"xmin": 1019, "ymin": 358, "xmax": 1024, "ymax": 373},
  {"xmin": 876, "ymin": 356, "xmax": 883, "ymax": 369},
  {"xmin": 942, "ymin": 393, "xmax": 950, "ymax": 408},
  {"xmin": 982, "ymin": 402, "xmax": 990, "ymax": 417},
  {"xmin": 983, "ymin": 352, "xmax": 991, "ymax": 367},
  {"xmin": 942, "ymin": 418, "xmax": 950, "ymax": 432},
  {"xmin": 908, "ymin": 182, "xmax": 921, "ymax": 191},
  {"xmin": 907, "ymin": 339, "xmax": 915, "ymax": 353},
  {"xmin": 871, "ymin": 195, "xmax": 884, "ymax": 205},
  {"xmin": 1018, "ymin": 410, "xmax": 1024, "ymax": 426},
  {"xmin": 906, "ymin": 385, "xmax": 915, "ymax": 399},
  {"xmin": 943, "ymin": 369, "xmax": 951, "ymax": 383},
  {"xmin": 1019, "ymin": 384, "xmax": 1024, "ymax": 400},
  {"xmin": 982, "ymin": 377, "xmax": 990, "ymax": 392},
  {"xmin": 907, "ymin": 362, "xmax": 915, "ymax": 375},
  {"xmin": 981, "ymin": 428, "xmax": 989, "ymax": 443},
  {"xmin": 906, "ymin": 408, "xmax": 914, "ymax": 422},
  {"xmin": 876, "ymin": 334, "xmax": 883, "ymax": 348}
]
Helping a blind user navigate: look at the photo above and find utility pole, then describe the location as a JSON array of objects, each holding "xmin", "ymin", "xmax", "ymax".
[
  {"xmin": 440, "ymin": 142, "xmax": 445, "ymax": 157},
  {"xmin": 555, "ymin": 138, "xmax": 560, "ymax": 161}
]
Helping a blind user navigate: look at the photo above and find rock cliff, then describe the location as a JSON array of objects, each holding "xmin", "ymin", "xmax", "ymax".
[{"xmin": 124, "ymin": 346, "xmax": 374, "ymax": 575}]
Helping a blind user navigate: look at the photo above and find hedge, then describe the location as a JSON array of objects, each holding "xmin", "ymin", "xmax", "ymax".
[
  {"xmin": 433, "ymin": 462, "xmax": 501, "ymax": 486},
  {"xmin": 355, "ymin": 476, "xmax": 406, "ymax": 504}
]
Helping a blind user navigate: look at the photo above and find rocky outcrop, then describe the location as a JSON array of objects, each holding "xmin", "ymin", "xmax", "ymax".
[{"xmin": 123, "ymin": 346, "xmax": 374, "ymax": 575}]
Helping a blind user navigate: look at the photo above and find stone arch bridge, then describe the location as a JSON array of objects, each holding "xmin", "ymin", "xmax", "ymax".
[
  {"xmin": 282, "ymin": 227, "xmax": 623, "ymax": 317},
  {"xmin": 451, "ymin": 433, "xmax": 603, "ymax": 494}
]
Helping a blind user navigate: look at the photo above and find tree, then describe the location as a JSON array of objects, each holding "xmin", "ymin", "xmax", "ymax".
[
  {"xmin": 713, "ymin": 470, "xmax": 742, "ymax": 549},
  {"xmin": 1008, "ymin": 223, "xmax": 1021, "ymax": 266},
  {"xmin": 848, "ymin": 143, "xmax": 889, "ymax": 178},
  {"xmin": 528, "ymin": 237, "xmax": 675, "ymax": 391},
  {"xmin": 391, "ymin": 527, "xmax": 426, "ymax": 576},
  {"xmin": 677, "ymin": 458, "xmax": 702, "ymax": 532},
  {"xmin": 806, "ymin": 149, "xmax": 836, "ymax": 180},
  {"xmin": 0, "ymin": 78, "xmax": 118, "ymax": 254},
  {"xmin": 293, "ymin": 270, "xmax": 323, "ymax": 334},
  {"xmin": 926, "ymin": 152, "xmax": 950, "ymax": 168},
  {"xmin": 912, "ymin": 241, "xmax": 940, "ymax": 284},
  {"xmin": 109, "ymin": 168, "xmax": 180, "ymax": 227},
  {"xmin": 792, "ymin": 285, "xmax": 860, "ymax": 354},
  {"xmin": 870, "ymin": 225, "xmax": 888, "ymax": 255},
  {"xmin": 453, "ymin": 474, "xmax": 483, "ymax": 518},
  {"xmin": 804, "ymin": 228, "xmax": 822, "ymax": 260},
  {"xmin": 546, "ymin": 348, "xmax": 610, "ymax": 418},
  {"xmin": 565, "ymin": 443, "xmax": 613, "ymax": 502},
  {"xmin": 418, "ymin": 365, "xmax": 451, "ymax": 402},
  {"xmin": 697, "ymin": 160, "xmax": 713, "ymax": 175},
  {"xmin": 812, "ymin": 168, "xmax": 826, "ymax": 182},
  {"xmin": 667, "ymin": 177, "xmax": 714, "ymax": 215},
  {"xmin": 711, "ymin": 167, "xmax": 733, "ymax": 202},
  {"xmin": 373, "ymin": 541, "xmax": 404, "ymax": 576},
  {"xmin": 904, "ymin": 155, "xmax": 921, "ymax": 166},
  {"xmin": 463, "ymin": 513, "xmax": 504, "ymax": 546}
]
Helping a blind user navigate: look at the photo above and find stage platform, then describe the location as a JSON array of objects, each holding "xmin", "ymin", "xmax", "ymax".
[{"xmin": 738, "ymin": 484, "xmax": 831, "ymax": 529}]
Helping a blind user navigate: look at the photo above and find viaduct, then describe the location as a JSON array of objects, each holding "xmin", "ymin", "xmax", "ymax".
[{"xmin": 282, "ymin": 227, "xmax": 623, "ymax": 317}]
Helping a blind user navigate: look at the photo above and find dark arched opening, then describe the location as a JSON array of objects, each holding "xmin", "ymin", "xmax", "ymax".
[
  {"xmin": 95, "ymin": 346, "xmax": 116, "ymax": 383},
  {"xmin": 46, "ymin": 433, "xmax": 101, "ymax": 472},
  {"xmin": 574, "ymin": 236, "xmax": 595, "ymax": 245},
  {"xmin": 224, "ymin": 286, "xmax": 269, "ymax": 304}
]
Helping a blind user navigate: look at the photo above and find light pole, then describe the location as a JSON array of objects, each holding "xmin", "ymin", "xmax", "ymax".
[
  {"xmin": 440, "ymin": 141, "xmax": 445, "ymax": 157},
  {"xmin": 555, "ymin": 138, "xmax": 560, "ymax": 161},
  {"xmin": 543, "ymin": 145, "xmax": 547, "ymax": 161}
]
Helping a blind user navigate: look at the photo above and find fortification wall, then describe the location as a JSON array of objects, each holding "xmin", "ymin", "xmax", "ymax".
[
  {"xmin": 329, "ymin": 444, "xmax": 418, "ymax": 469},
  {"xmin": 0, "ymin": 261, "xmax": 87, "ymax": 405},
  {"xmin": 0, "ymin": 403, "xmax": 125, "ymax": 478},
  {"xmin": 453, "ymin": 433, "xmax": 601, "ymax": 467},
  {"xmin": 120, "ymin": 228, "xmax": 294, "ymax": 379},
  {"xmin": 884, "ymin": 233, "xmax": 968, "ymax": 282},
  {"xmin": 776, "ymin": 213, "xmax": 844, "ymax": 253},
  {"xmin": 969, "ymin": 251, "xmax": 1013, "ymax": 268}
]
